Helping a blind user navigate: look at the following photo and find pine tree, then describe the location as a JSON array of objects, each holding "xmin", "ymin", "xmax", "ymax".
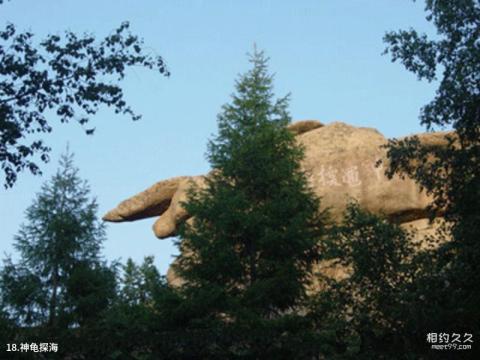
[
  {"xmin": 120, "ymin": 256, "xmax": 165, "ymax": 306},
  {"xmin": 0, "ymin": 150, "xmax": 115, "ymax": 331},
  {"xmin": 173, "ymin": 48, "xmax": 327, "ymax": 358},
  {"xmin": 92, "ymin": 256, "xmax": 170, "ymax": 359}
]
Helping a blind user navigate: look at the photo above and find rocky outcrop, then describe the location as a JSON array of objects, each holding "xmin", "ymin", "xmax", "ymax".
[
  {"xmin": 104, "ymin": 120, "xmax": 450, "ymax": 287},
  {"xmin": 287, "ymin": 119, "xmax": 324, "ymax": 135},
  {"xmin": 104, "ymin": 120, "xmax": 449, "ymax": 236}
]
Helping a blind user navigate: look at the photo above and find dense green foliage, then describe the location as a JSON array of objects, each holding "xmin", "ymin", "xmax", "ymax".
[
  {"xmin": 383, "ymin": 0, "xmax": 480, "ymax": 342},
  {"xmin": 1, "ymin": 1, "xmax": 478, "ymax": 356},
  {"xmin": 0, "ymin": 149, "xmax": 185, "ymax": 357},
  {"xmin": 170, "ymin": 48, "xmax": 328, "ymax": 358},
  {"xmin": 0, "ymin": 0, "xmax": 169, "ymax": 188},
  {"xmin": 0, "ymin": 151, "xmax": 115, "ymax": 329},
  {"xmin": 0, "ymin": 153, "xmax": 175, "ymax": 357},
  {"xmin": 0, "ymin": 152, "xmax": 116, "ymax": 358},
  {"xmin": 310, "ymin": 205, "xmax": 432, "ymax": 358},
  {"xmin": 306, "ymin": 2, "xmax": 480, "ymax": 358},
  {"xmin": 90, "ymin": 257, "xmax": 175, "ymax": 359}
]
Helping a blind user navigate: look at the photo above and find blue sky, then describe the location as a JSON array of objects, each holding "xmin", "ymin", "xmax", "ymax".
[{"xmin": 0, "ymin": 0, "xmax": 438, "ymax": 274}]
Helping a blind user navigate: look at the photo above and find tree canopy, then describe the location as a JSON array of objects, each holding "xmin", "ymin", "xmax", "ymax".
[
  {"xmin": 171, "ymin": 48, "xmax": 327, "ymax": 358},
  {"xmin": 0, "ymin": 0, "xmax": 169, "ymax": 187},
  {"xmin": 383, "ymin": 0, "xmax": 480, "ymax": 347},
  {"xmin": 0, "ymin": 150, "xmax": 116, "ymax": 331},
  {"xmin": 1, "ymin": 1, "xmax": 478, "ymax": 357}
]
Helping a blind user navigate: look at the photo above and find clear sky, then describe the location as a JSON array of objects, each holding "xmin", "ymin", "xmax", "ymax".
[{"xmin": 0, "ymin": 0, "xmax": 438, "ymax": 274}]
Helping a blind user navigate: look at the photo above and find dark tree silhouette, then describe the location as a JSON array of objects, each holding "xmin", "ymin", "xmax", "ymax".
[
  {"xmin": 172, "ymin": 48, "xmax": 327, "ymax": 358},
  {"xmin": 0, "ymin": 150, "xmax": 115, "ymax": 331},
  {"xmin": 383, "ymin": 0, "xmax": 480, "ymax": 347},
  {"xmin": 0, "ymin": 0, "xmax": 169, "ymax": 187}
]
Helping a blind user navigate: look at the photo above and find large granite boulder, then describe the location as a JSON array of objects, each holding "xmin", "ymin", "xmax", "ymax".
[
  {"xmin": 104, "ymin": 120, "xmax": 448, "ymax": 236},
  {"xmin": 104, "ymin": 120, "xmax": 450, "ymax": 287}
]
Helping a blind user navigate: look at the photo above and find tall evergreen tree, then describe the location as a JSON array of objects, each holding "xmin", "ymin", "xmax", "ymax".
[
  {"xmin": 172, "ymin": 48, "xmax": 327, "ymax": 358},
  {"xmin": 0, "ymin": 150, "xmax": 116, "ymax": 331},
  {"xmin": 120, "ymin": 256, "xmax": 165, "ymax": 306},
  {"xmin": 92, "ymin": 256, "xmax": 171, "ymax": 359}
]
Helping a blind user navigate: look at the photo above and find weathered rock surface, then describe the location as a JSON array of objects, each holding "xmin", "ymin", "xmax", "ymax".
[
  {"xmin": 301, "ymin": 121, "xmax": 432, "ymax": 222},
  {"xmin": 103, "ymin": 120, "xmax": 450, "ymax": 287},
  {"xmin": 104, "ymin": 120, "xmax": 448, "ymax": 237},
  {"xmin": 287, "ymin": 119, "xmax": 324, "ymax": 135}
]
